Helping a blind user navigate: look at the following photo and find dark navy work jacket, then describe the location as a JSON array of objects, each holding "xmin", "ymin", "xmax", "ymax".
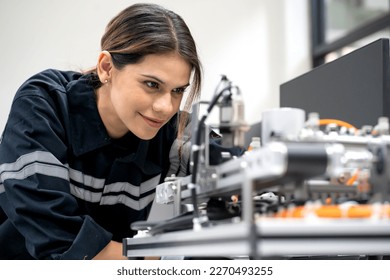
[{"xmin": 0, "ymin": 69, "xmax": 178, "ymax": 259}]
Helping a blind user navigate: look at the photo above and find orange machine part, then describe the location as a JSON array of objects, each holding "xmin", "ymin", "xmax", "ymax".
[{"xmin": 275, "ymin": 204, "xmax": 390, "ymax": 219}]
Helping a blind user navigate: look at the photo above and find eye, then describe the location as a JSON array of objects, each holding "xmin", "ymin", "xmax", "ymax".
[
  {"xmin": 172, "ymin": 87, "xmax": 187, "ymax": 95},
  {"xmin": 145, "ymin": 81, "xmax": 160, "ymax": 89}
]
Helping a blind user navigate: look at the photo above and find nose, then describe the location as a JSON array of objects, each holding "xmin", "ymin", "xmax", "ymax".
[{"xmin": 152, "ymin": 92, "xmax": 174, "ymax": 115}]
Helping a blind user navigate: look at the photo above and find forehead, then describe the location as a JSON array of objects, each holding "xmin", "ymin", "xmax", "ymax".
[{"xmin": 123, "ymin": 52, "xmax": 191, "ymax": 85}]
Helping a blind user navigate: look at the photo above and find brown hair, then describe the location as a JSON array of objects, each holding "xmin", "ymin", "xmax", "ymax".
[{"xmin": 90, "ymin": 3, "xmax": 202, "ymax": 140}]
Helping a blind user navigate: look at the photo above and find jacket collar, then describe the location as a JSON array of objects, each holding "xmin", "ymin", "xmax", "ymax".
[{"xmin": 66, "ymin": 75, "xmax": 111, "ymax": 156}]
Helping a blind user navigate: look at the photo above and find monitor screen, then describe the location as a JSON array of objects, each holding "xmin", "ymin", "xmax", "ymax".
[{"xmin": 280, "ymin": 38, "xmax": 390, "ymax": 128}]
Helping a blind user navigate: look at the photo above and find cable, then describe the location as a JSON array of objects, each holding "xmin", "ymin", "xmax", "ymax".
[
  {"xmin": 318, "ymin": 119, "xmax": 359, "ymax": 186},
  {"xmin": 346, "ymin": 169, "xmax": 359, "ymax": 186},
  {"xmin": 319, "ymin": 119, "xmax": 357, "ymax": 130},
  {"xmin": 190, "ymin": 76, "xmax": 233, "ymax": 228}
]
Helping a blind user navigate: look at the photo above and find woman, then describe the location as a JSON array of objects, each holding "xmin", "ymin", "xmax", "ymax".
[{"xmin": 0, "ymin": 3, "xmax": 201, "ymax": 259}]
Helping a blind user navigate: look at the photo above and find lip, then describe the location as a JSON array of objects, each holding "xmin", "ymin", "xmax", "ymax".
[{"xmin": 140, "ymin": 114, "xmax": 165, "ymax": 128}]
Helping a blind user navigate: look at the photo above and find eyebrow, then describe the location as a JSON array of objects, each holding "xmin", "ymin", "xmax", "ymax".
[
  {"xmin": 141, "ymin": 74, "xmax": 190, "ymax": 88},
  {"xmin": 141, "ymin": 74, "xmax": 165, "ymax": 84}
]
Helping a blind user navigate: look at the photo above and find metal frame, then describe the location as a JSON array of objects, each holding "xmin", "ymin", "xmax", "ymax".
[
  {"xmin": 124, "ymin": 137, "xmax": 390, "ymax": 259},
  {"xmin": 310, "ymin": 0, "xmax": 390, "ymax": 67},
  {"xmin": 124, "ymin": 219, "xmax": 390, "ymax": 258}
]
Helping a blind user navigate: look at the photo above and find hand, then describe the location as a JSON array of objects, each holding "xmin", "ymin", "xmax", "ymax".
[{"xmin": 93, "ymin": 241, "xmax": 128, "ymax": 260}]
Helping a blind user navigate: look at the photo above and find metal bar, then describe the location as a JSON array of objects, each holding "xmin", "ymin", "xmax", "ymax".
[
  {"xmin": 313, "ymin": 13, "xmax": 390, "ymax": 61},
  {"xmin": 124, "ymin": 219, "xmax": 390, "ymax": 258},
  {"xmin": 310, "ymin": 0, "xmax": 326, "ymax": 66}
]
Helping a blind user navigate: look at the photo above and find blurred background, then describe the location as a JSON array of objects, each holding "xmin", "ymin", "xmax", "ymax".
[{"xmin": 0, "ymin": 0, "xmax": 389, "ymax": 132}]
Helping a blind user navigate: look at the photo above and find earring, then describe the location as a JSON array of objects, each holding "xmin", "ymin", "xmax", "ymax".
[{"xmin": 104, "ymin": 79, "xmax": 108, "ymax": 83}]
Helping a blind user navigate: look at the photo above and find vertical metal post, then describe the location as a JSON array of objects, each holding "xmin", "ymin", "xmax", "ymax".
[
  {"xmin": 240, "ymin": 162, "xmax": 258, "ymax": 259},
  {"xmin": 310, "ymin": 0, "xmax": 326, "ymax": 67}
]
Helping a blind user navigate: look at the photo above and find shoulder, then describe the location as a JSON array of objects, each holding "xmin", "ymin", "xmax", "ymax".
[
  {"xmin": 16, "ymin": 69, "xmax": 83, "ymax": 97},
  {"xmin": 8, "ymin": 69, "xmax": 85, "ymax": 124},
  {"xmin": 11, "ymin": 69, "xmax": 86, "ymax": 109}
]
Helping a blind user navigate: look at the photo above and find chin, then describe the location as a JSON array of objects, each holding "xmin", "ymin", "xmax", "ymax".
[{"xmin": 134, "ymin": 130, "xmax": 158, "ymax": 140}]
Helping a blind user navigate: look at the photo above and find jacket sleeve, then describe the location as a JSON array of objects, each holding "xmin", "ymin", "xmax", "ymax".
[{"xmin": 0, "ymin": 89, "xmax": 112, "ymax": 259}]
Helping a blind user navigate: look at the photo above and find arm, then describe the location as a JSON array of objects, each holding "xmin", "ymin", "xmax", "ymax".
[{"xmin": 0, "ymin": 86, "xmax": 111, "ymax": 259}]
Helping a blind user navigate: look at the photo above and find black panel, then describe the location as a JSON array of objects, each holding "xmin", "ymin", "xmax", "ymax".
[{"xmin": 280, "ymin": 38, "xmax": 390, "ymax": 128}]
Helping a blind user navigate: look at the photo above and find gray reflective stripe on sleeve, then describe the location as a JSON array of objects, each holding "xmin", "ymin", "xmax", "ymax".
[
  {"xmin": 0, "ymin": 151, "xmax": 69, "ymax": 183},
  {"xmin": 69, "ymin": 183, "xmax": 102, "ymax": 203},
  {"xmin": 100, "ymin": 175, "xmax": 160, "ymax": 210},
  {"xmin": 69, "ymin": 168, "xmax": 105, "ymax": 189},
  {"xmin": 68, "ymin": 167, "xmax": 105, "ymax": 202},
  {"xmin": 103, "ymin": 175, "xmax": 159, "ymax": 196},
  {"xmin": 1, "ymin": 162, "xmax": 69, "ymax": 182},
  {"xmin": 70, "ymin": 179, "xmax": 158, "ymax": 211},
  {"xmin": 0, "ymin": 151, "xmax": 159, "ymax": 211},
  {"xmin": 0, "ymin": 151, "xmax": 64, "ymax": 173},
  {"xmin": 100, "ymin": 192, "xmax": 156, "ymax": 210},
  {"xmin": 139, "ymin": 174, "xmax": 161, "ymax": 194}
]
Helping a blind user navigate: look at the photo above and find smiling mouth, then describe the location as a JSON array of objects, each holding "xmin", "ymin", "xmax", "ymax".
[{"xmin": 140, "ymin": 114, "xmax": 165, "ymax": 128}]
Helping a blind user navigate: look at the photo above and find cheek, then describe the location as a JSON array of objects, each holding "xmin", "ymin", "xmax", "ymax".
[
  {"xmin": 111, "ymin": 86, "xmax": 145, "ymax": 112},
  {"xmin": 109, "ymin": 92, "xmax": 136, "ymax": 126}
]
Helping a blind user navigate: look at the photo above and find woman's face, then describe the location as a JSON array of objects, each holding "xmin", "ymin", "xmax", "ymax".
[{"xmin": 97, "ymin": 52, "xmax": 191, "ymax": 139}]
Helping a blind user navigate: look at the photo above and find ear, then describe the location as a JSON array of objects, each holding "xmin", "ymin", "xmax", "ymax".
[{"xmin": 97, "ymin": 51, "xmax": 113, "ymax": 83}]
